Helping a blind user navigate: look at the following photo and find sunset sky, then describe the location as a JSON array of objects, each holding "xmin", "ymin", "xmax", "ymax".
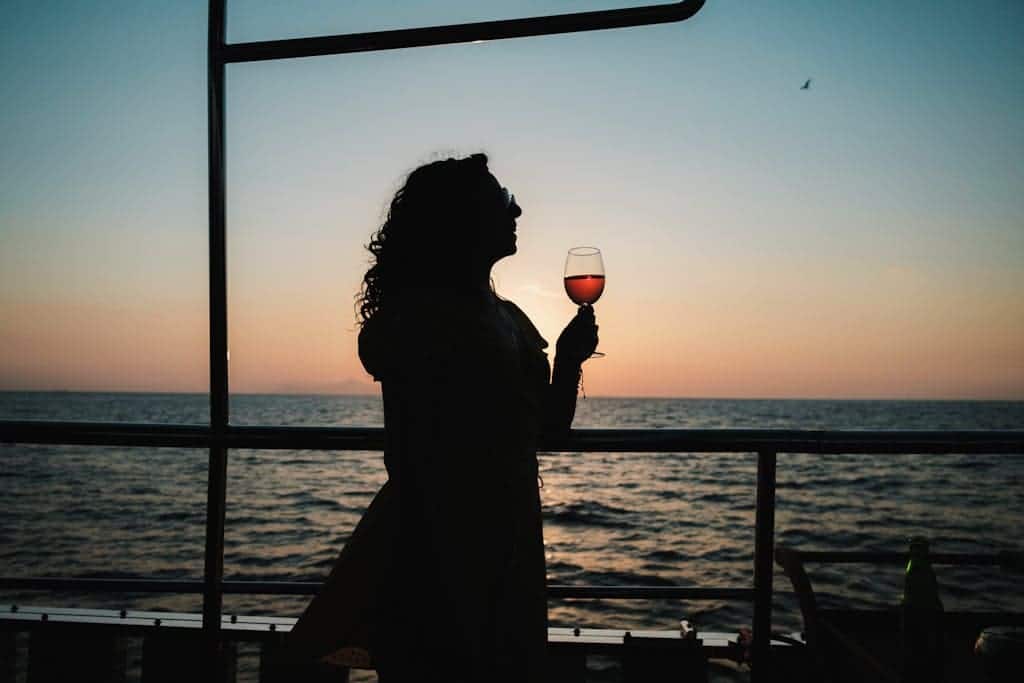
[{"xmin": 2, "ymin": 1, "xmax": 1022, "ymax": 399}]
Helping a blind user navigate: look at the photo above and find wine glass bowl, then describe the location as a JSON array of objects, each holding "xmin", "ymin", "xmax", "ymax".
[
  {"xmin": 564, "ymin": 246, "xmax": 605, "ymax": 358},
  {"xmin": 563, "ymin": 247, "xmax": 605, "ymax": 305}
]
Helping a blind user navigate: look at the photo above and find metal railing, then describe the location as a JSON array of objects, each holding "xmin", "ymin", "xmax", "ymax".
[
  {"xmin": 4, "ymin": 422, "xmax": 1020, "ymax": 453},
  {"xmin": 3, "ymin": 421, "xmax": 1022, "ymax": 682},
  {"xmin": 220, "ymin": 0, "xmax": 708, "ymax": 62}
]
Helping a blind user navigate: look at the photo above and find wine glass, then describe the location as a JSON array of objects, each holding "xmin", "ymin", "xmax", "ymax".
[{"xmin": 564, "ymin": 246, "xmax": 605, "ymax": 358}]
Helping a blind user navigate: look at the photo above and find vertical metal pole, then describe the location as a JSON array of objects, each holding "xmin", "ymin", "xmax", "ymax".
[
  {"xmin": 208, "ymin": 0, "xmax": 228, "ymax": 421},
  {"xmin": 204, "ymin": 1, "xmax": 229, "ymax": 681},
  {"xmin": 751, "ymin": 450, "xmax": 777, "ymax": 682}
]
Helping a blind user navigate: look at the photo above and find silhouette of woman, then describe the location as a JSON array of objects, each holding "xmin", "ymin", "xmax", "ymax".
[{"xmin": 287, "ymin": 154, "xmax": 598, "ymax": 682}]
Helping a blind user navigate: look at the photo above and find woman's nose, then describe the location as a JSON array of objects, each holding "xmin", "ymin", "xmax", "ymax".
[{"xmin": 510, "ymin": 198, "xmax": 522, "ymax": 219}]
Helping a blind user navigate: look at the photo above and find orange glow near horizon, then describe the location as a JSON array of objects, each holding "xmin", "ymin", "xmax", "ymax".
[{"xmin": 4, "ymin": 251, "xmax": 1020, "ymax": 399}]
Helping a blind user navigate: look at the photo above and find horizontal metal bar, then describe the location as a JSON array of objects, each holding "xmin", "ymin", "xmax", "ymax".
[
  {"xmin": 220, "ymin": 1, "xmax": 705, "ymax": 63},
  {"xmin": 796, "ymin": 550, "xmax": 1017, "ymax": 566},
  {"xmin": 556, "ymin": 428, "xmax": 1024, "ymax": 454},
  {"xmin": 549, "ymin": 586, "xmax": 754, "ymax": 600},
  {"xmin": 223, "ymin": 580, "xmax": 310, "ymax": 595},
  {"xmin": 0, "ymin": 577, "xmax": 751, "ymax": 601},
  {"xmin": 1, "ymin": 605, "xmax": 762, "ymax": 651},
  {"xmin": 0, "ymin": 422, "xmax": 383, "ymax": 450},
  {"xmin": 2, "ymin": 421, "xmax": 1022, "ymax": 454},
  {"xmin": 0, "ymin": 578, "xmax": 204, "ymax": 593}
]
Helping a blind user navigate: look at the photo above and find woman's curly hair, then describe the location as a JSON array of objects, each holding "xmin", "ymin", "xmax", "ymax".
[{"xmin": 357, "ymin": 153, "xmax": 494, "ymax": 326}]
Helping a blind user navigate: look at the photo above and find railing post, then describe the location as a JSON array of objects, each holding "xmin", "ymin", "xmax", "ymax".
[
  {"xmin": 204, "ymin": 0, "xmax": 228, "ymax": 681},
  {"xmin": 202, "ymin": 444, "xmax": 229, "ymax": 681},
  {"xmin": 751, "ymin": 450, "xmax": 777, "ymax": 681}
]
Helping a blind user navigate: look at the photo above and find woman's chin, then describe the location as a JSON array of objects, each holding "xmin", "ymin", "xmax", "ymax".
[{"xmin": 489, "ymin": 240, "xmax": 517, "ymax": 263}]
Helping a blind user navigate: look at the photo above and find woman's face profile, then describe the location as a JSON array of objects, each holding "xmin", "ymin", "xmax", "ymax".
[{"xmin": 479, "ymin": 172, "xmax": 522, "ymax": 264}]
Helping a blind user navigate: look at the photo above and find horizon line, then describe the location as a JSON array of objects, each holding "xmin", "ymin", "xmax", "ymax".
[{"xmin": 0, "ymin": 388, "xmax": 1020, "ymax": 403}]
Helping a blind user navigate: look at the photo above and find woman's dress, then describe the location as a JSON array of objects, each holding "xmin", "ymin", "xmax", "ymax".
[{"xmin": 287, "ymin": 293, "xmax": 551, "ymax": 682}]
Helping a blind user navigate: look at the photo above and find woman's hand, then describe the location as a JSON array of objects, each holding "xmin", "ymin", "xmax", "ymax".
[{"xmin": 555, "ymin": 306, "xmax": 599, "ymax": 366}]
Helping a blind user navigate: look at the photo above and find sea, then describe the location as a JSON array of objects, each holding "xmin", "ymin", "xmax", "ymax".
[{"xmin": 2, "ymin": 393, "xmax": 1022, "ymax": 678}]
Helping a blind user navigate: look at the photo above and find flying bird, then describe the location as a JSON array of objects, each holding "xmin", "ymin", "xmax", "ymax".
[{"xmin": 801, "ymin": 79, "xmax": 812, "ymax": 90}]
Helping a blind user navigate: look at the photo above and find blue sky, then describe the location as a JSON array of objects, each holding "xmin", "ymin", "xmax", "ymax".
[{"xmin": 2, "ymin": 1, "xmax": 1022, "ymax": 397}]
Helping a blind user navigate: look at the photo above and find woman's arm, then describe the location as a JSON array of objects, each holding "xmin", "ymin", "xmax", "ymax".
[
  {"xmin": 542, "ymin": 306, "xmax": 598, "ymax": 438},
  {"xmin": 543, "ymin": 357, "xmax": 584, "ymax": 438}
]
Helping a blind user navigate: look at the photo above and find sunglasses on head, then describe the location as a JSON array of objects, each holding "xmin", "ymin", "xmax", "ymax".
[{"xmin": 501, "ymin": 187, "xmax": 516, "ymax": 210}]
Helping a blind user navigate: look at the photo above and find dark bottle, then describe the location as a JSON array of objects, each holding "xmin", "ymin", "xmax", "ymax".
[{"xmin": 900, "ymin": 537, "xmax": 945, "ymax": 682}]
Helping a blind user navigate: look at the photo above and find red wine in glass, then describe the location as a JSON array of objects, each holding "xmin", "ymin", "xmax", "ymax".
[
  {"xmin": 564, "ymin": 274, "xmax": 605, "ymax": 305},
  {"xmin": 564, "ymin": 246, "xmax": 605, "ymax": 357}
]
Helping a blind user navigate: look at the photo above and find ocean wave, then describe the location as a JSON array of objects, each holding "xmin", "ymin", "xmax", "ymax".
[
  {"xmin": 644, "ymin": 548, "xmax": 687, "ymax": 563},
  {"xmin": 573, "ymin": 569, "xmax": 678, "ymax": 587},
  {"xmin": 546, "ymin": 501, "xmax": 637, "ymax": 529}
]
